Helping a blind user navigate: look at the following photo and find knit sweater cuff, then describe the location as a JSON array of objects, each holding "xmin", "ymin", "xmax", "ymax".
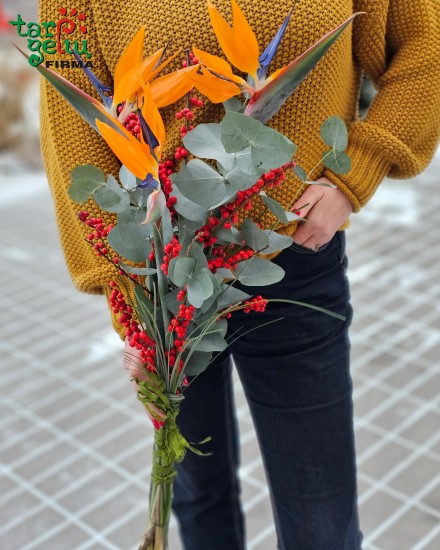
[{"xmin": 323, "ymin": 121, "xmax": 392, "ymax": 212}]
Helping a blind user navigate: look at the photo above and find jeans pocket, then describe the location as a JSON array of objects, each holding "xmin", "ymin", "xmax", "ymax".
[{"xmin": 289, "ymin": 239, "xmax": 332, "ymax": 255}]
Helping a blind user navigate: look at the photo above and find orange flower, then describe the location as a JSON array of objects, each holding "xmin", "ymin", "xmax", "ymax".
[{"xmin": 186, "ymin": 2, "xmax": 361, "ymax": 122}]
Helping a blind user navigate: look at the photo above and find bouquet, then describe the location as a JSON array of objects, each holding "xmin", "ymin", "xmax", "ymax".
[{"xmin": 23, "ymin": 1, "xmax": 360, "ymax": 548}]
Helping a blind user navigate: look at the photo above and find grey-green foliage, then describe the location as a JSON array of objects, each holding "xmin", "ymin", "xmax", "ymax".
[
  {"xmin": 241, "ymin": 218, "xmax": 270, "ymax": 252},
  {"xmin": 320, "ymin": 116, "xmax": 352, "ymax": 174},
  {"xmin": 179, "ymin": 113, "xmax": 297, "ymax": 209},
  {"xmin": 69, "ymin": 165, "xmax": 106, "ymax": 203},
  {"xmin": 235, "ymin": 256, "xmax": 285, "ymax": 286},
  {"xmin": 107, "ymin": 207, "xmax": 152, "ymax": 262},
  {"xmin": 172, "ymin": 159, "xmax": 226, "ymax": 208},
  {"xmin": 94, "ymin": 175, "xmax": 130, "ymax": 213}
]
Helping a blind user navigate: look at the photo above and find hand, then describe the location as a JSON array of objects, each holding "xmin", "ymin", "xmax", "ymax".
[
  {"xmin": 291, "ymin": 177, "xmax": 353, "ymax": 251},
  {"xmin": 124, "ymin": 337, "xmax": 148, "ymax": 382}
]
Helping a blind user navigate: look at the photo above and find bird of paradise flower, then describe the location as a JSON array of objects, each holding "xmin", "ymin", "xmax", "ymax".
[
  {"xmin": 17, "ymin": 27, "xmax": 199, "ymax": 222},
  {"xmin": 186, "ymin": 0, "xmax": 362, "ymax": 123}
]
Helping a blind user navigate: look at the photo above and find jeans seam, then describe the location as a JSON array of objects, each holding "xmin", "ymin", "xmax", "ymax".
[{"xmin": 223, "ymin": 364, "xmax": 244, "ymax": 549}]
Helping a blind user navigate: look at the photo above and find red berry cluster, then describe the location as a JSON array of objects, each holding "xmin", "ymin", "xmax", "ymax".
[
  {"xmin": 174, "ymin": 146, "xmax": 189, "ymax": 161},
  {"xmin": 195, "ymin": 163, "xmax": 294, "ymax": 250},
  {"xmin": 158, "ymin": 159, "xmax": 178, "ymax": 215},
  {"xmin": 128, "ymin": 330, "xmax": 157, "ymax": 372},
  {"xmin": 177, "ymin": 288, "xmax": 187, "ymax": 302},
  {"xmin": 108, "ymin": 281, "xmax": 134, "ymax": 328},
  {"xmin": 196, "ymin": 216, "xmax": 220, "ymax": 247},
  {"xmin": 182, "ymin": 51, "xmax": 199, "ymax": 67},
  {"xmin": 109, "ymin": 281, "xmax": 158, "ymax": 372},
  {"xmin": 208, "ymin": 248, "xmax": 255, "ymax": 272},
  {"xmin": 161, "ymin": 236, "xmax": 182, "ymax": 275},
  {"xmin": 119, "ymin": 108, "xmax": 141, "ymax": 140},
  {"xmin": 78, "ymin": 211, "xmax": 114, "ymax": 257},
  {"xmin": 176, "ymin": 107, "xmax": 195, "ymax": 121},
  {"xmin": 180, "ymin": 124, "xmax": 195, "ymax": 139},
  {"xmin": 168, "ymin": 303, "xmax": 195, "ymax": 339},
  {"xmin": 243, "ymin": 295, "xmax": 268, "ymax": 313}
]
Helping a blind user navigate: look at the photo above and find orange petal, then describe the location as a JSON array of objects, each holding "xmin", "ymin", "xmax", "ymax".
[
  {"xmin": 139, "ymin": 80, "xmax": 166, "ymax": 154},
  {"xmin": 184, "ymin": 67, "xmax": 242, "ymax": 103},
  {"xmin": 96, "ymin": 119, "xmax": 157, "ymax": 180},
  {"xmin": 114, "ymin": 27, "xmax": 145, "ymax": 92},
  {"xmin": 263, "ymin": 65, "xmax": 285, "ymax": 85},
  {"xmin": 150, "ymin": 66, "xmax": 199, "ymax": 108},
  {"xmin": 207, "ymin": 0, "xmax": 259, "ymax": 77},
  {"xmin": 150, "ymin": 49, "xmax": 182, "ymax": 79},
  {"xmin": 113, "ymin": 49, "xmax": 163, "ymax": 105},
  {"xmin": 192, "ymin": 47, "xmax": 247, "ymax": 87}
]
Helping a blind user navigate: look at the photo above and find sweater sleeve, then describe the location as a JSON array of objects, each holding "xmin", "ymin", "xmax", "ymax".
[
  {"xmin": 39, "ymin": 1, "xmax": 126, "ymax": 338},
  {"xmin": 323, "ymin": 0, "xmax": 440, "ymax": 211}
]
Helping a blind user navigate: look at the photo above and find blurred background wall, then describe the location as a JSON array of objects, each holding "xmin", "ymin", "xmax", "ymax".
[{"xmin": 0, "ymin": 0, "xmax": 41, "ymax": 171}]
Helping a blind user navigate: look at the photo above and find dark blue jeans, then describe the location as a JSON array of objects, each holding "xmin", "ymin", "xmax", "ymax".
[{"xmin": 172, "ymin": 231, "xmax": 363, "ymax": 550}]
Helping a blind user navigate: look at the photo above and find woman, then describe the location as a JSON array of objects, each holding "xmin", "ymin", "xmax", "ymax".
[{"xmin": 39, "ymin": 1, "xmax": 440, "ymax": 548}]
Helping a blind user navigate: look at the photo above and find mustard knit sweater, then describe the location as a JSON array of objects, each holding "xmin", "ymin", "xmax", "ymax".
[{"xmin": 39, "ymin": 0, "xmax": 440, "ymax": 337}]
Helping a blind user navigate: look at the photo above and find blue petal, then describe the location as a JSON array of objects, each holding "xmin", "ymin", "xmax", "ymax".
[
  {"xmin": 137, "ymin": 109, "xmax": 160, "ymax": 159},
  {"xmin": 137, "ymin": 173, "xmax": 159, "ymax": 190},
  {"xmin": 72, "ymin": 51, "xmax": 113, "ymax": 108},
  {"xmin": 258, "ymin": 7, "xmax": 294, "ymax": 80}
]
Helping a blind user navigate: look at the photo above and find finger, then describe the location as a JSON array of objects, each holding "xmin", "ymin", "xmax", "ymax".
[
  {"xmin": 290, "ymin": 186, "xmax": 324, "ymax": 218},
  {"xmin": 292, "ymin": 223, "xmax": 314, "ymax": 244},
  {"xmin": 124, "ymin": 338, "xmax": 148, "ymax": 380}
]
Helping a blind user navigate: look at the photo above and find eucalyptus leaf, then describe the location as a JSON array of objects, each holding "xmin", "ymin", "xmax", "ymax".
[
  {"xmin": 118, "ymin": 261, "xmax": 157, "ymax": 276},
  {"xmin": 261, "ymin": 231, "xmax": 294, "ymax": 254},
  {"xmin": 184, "ymin": 350, "xmax": 213, "ymax": 376},
  {"xmin": 187, "ymin": 267, "xmax": 214, "ymax": 309},
  {"xmin": 215, "ymin": 267, "xmax": 235, "ymax": 279},
  {"xmin": 260, "ymin": 193, "xmax": 289, "ymax": 224},
  {"xmin": 213, "ymin": 225, "xmax": 243, "ymax": 245},
  {"xmin": 107, "ymin": 207, "xmax": 152, "ymax": 262},
  {"xmin": 69, "ymin": 165, "xmax": 106, "ymax": 203},
  {"xmin": 189, "ymin": 242, "xmax": 209, "ymax": 271},
  {"xmin": 320, "ymin": 116, "xmax": 348, "ymax": 152},
  {"xmin": 178, "ymin": 216, "xmax": 203, "ymax": 252},
  {"xmin": 160, "ymin": 205, "xmax": 174, "ymax": 246},
  {"xmin": 171, "ymin": 185, "xmax": 209, "ymax": 222},
  {"xmin": 221, "ymin": 111, "xmax": 262, "ymax": 153},
  {"xmin": 292, "ymin": 163, "xmax": 307, "ymax": 181},
  {"xmin": 129, "ymin": 187, "xmax": 152, "ymax": 208},
  {"xmin": 172, "ymin": 159, "xmax": 226, "ymax": 208},
  {"xmin": 188, "ymin": 330, "xmax": 228, "ymax": 352},
  {"xmin": 251, "ymin": 130, "xmax": 296, "ymax": 171},
  {"xmin": 241, "ymin": 218, "xmax": 270, "ymax": 252},
  {"xmin": 162, "ymin": 288, "xmax": 181, "ymax": 316},
  {"xmin": 119, "ymin": 165, "xmax": 137, "ymax": 191},
  {"xmin": 217, "ymin": 285, "xmax": 252, "ymax": 310},
  {"xmin": 182, "ymin": 123, "xmax": 231, "ymax": 165},
  {"xmin": 223, "ymin": 97, "xmax": 244, "ymax": 112},
  {"xmin": 168, "ymin": 256, "xmax": 196, "ymax": 287},
  {"xmin": 235, "ymin": 257, "xmax": 285, "ymax": 286},
  {"xmin": 322, "ymin": 150, "xmax": 352, "ymax": 174},
  {"xmin": 94, "ymin": 175, "xmax": 130, "ymax": 213},
  {"xmin": 200, "ymin": 274, "xmax": 222, "ymax": 313}
]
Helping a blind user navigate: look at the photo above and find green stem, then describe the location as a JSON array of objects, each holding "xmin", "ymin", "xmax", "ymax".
[{"xmin": 153, "ymin": 221, "xmax": 172, "ymax": 362}]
